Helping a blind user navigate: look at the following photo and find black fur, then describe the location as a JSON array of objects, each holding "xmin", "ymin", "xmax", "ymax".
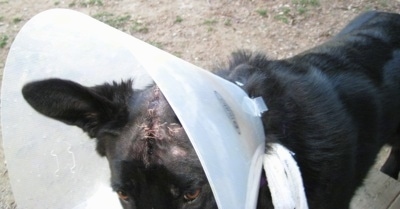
[{"xmin": 22, "ymin": 11, "xmax": 400, "ymax": 209}]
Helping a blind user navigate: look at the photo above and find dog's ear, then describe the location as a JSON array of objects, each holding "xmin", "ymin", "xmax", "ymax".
[{"xmin": 22, "ymin": 78, "xmax": 132, "ymax": 138}]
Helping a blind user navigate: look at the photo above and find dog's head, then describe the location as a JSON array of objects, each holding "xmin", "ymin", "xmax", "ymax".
[{"xmin": 22, "ymin": 79, "xmax": 217, "ymax": 209}]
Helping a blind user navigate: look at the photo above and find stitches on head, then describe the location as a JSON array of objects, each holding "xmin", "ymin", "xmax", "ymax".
[{"xmin": 139, "ymin": 87, "xmax": 184, "ymax": 165}]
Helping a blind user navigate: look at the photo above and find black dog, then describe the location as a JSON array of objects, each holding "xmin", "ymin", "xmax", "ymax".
[{"xmin": 22, "ymin": 11, "xmax": 400, "ymax": 209}]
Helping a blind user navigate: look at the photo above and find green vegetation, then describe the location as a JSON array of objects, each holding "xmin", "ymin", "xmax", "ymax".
[
  {"xmin": 131, "ymin": 20, "xmax": 149, "ymax": 33},
  {"xmin": 256, "ymin": 9, "xmax": 268, "ymax": 17},
  {"xmin": 148, "ymin": 40, "xmax": 164, "ymax": 49},
  {"xmin": 274, "ymin": 7, "xmax": 291, "ymax": 24},
  {"xmin": 69, "ymin": 0, "xmax": 103, "ymax": 7},
  {"xmin": 93, "ymin": 12, "xmax": 130, "ymax": 29},
  {"xmin": 173, "ymin": 51, "xmax": 182, "ymax": 58},
  {"xmin": 0, "ymin": 34, "xmax": 8, "ymax": 48},
  {"xmin": 292, "ymin": 0, "xmax": 320, "ymax": 15},
  {"xmin": 85, "ymin": 0, "xmax": 103, "ymax": 6},
  {"xmin": 376, "ymin": 0, "xmax": 389, "ymax": 8},
  {"xmin": 224, "ymin": 19, "xmax": 232, "ymax": 26},
  {"xmin": 174, "ymin": 15, "xmax": 183, "ymax": 24},
  {"xmin": 293, "ymin": 0, "xmax": 320, "ymax": 7},
  {"xmin": 93, "ymin": 12, "xmax": 149, "ymax": 34},
  {"xmin": 203, "ymin": 19, "xmax": 218, "ymax": 32},
  {"xmin": 272, "ymin": 0, "xmax": 320, "ymax": 24},
  {"xmin": 203, "ymin": 19, "xmax": 217, "ymax": 26},
  {"xmin": 12, "ymin": 17, "xmax": 22, "ymax": 24}
]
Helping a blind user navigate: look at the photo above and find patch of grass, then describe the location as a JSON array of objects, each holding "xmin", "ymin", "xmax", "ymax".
[
  {"xmin": 54, "ymin": 1, "xmax": 60, "ymax": 6},
  {"xmin": 174, "ymin": 16, "xmax": 183, "ymax": 24},
  {"xmin": 83, "ymin": 0, "xmax": 103, "ymax": 6},
  {"xmin": 377, "ymin": 0, "xmax": 390, "ymax": 8},
  {"xmin": 93, "ymin": 12, "xmax": 131, "ymax": 29},
  {"xmin": 292, "ymin": 0, "xmax": 320, "ymax": 14},
  {"xmin": 173, "ymin": 51, "xmax": 182, "ymax": 58},
  {"xmin": 12, "ymin": 17, "xmax": 22, "ymax": 24},
  {"xmin": 274, "ymin": 7, "xmax": 291, "ymax": 24},
  {"xmin": 203, "ymin": 19, "xmax": 218, "ymax": 26},
  {"xmin": 274, "ymin": 15, "xmax": 289, "ymax": 24},
  {"xmin": 203, "ymin": 19, "xmax": 217, "ymax": 32},
  {"xmin": 69, "ymin": 0, "xmax": 103, "ymax": 7},
  {"xmin": 224, "ymin": 19, "xmax": 232, "ymax": 26},
  {"xmin": 148, "ymin": 41, "xmax": 164, "ymax": 49},
  {"xmin": 256, "ymin": 9, "xmax": 268, "ymax": 17},
  {"xmin": 293, "ymin": 0, "xmax": 320, "ymax": 7},
  {"xmin": 94, "ymin": 12, "xmax": 149, "ymax": 34},
  {"xmin": 131, "ymin": 20, "xmax": 149, "ymax": 33},
  {"xmin": 0, "ymin": 34, "xmax": 9, "ymax": 48},
  {"xmin": 297, "ymin": 6, "xmax": 307, "ymax": 15}
]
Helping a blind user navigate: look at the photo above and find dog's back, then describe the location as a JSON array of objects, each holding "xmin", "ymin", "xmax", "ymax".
[
  {"xmin": 292, "ymin": 10, "xmax": 400, "ymax": 168},
  {"xmin": 219, "ymin": 11, "xmax": 400, "ymax": 208},
  {"xmin": 293, "ymin": 11, "xmax": 400, "ymax": 206},
  {"xmin": 281, "ymin": 10, "xmax": 400, "ymax": 167}
]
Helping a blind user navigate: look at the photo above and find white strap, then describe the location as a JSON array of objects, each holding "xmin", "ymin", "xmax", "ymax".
[{"xmin": 263, "ymin": 143, "xmax": 309, "ymax": 209}]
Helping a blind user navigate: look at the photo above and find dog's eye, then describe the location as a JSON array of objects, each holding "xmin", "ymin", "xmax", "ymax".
[
  {"xmin": 117, "ymin": 190, "xmax": 129, "ymax": 201},
  {"xmin": 183, "ymin": 188, "xmax": 201, "ymax": 202}
]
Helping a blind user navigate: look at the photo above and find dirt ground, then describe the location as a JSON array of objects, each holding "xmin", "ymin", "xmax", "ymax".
[{"xmin": 1, "ymin": 0, "xmax": 400, "ymax": 208}]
